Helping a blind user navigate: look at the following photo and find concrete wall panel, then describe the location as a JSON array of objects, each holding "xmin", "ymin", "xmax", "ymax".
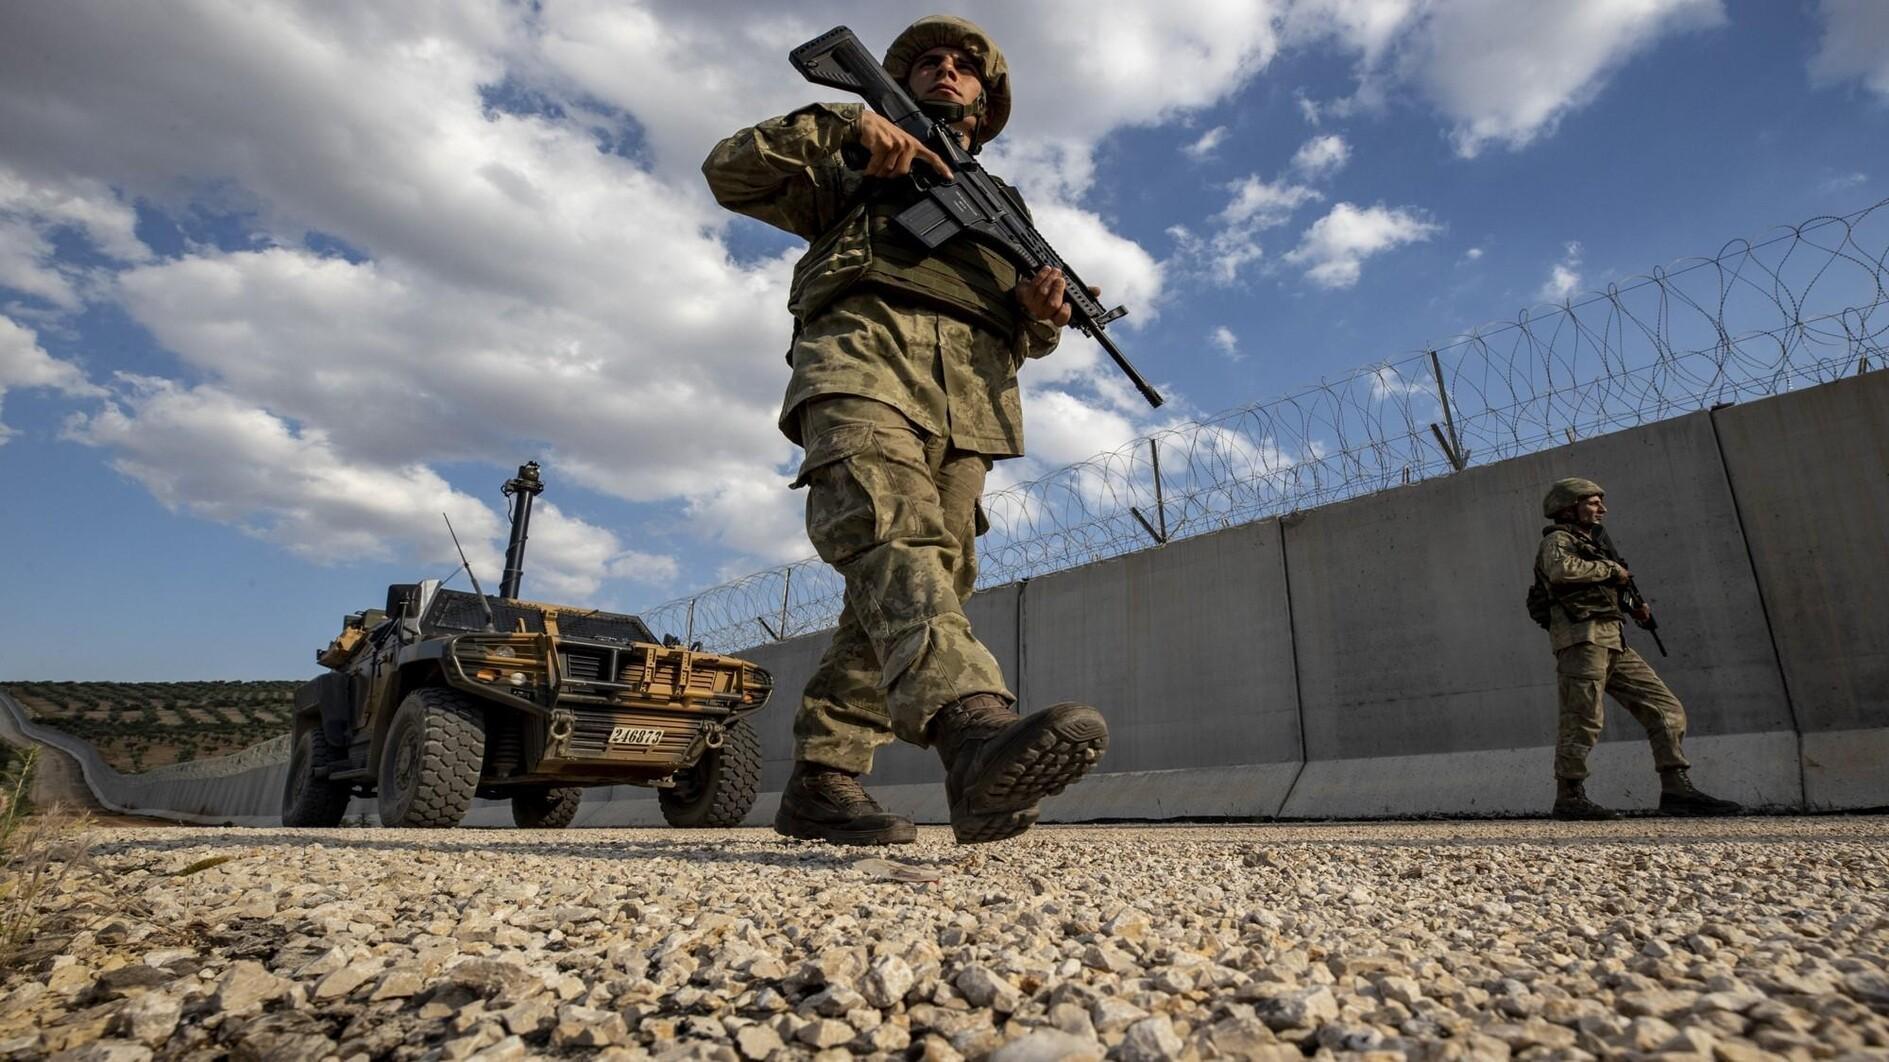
[
  {"xmin": 1284, "ymin": 410, "xmax": 1792, "ymax": 787},
  {"xmin": 1800, "ymin": 729, "xmax": 1889, "ymax": 808},
  {"xmin": 1019, "ymin": 521, "xmax": 1301, "ymax": 799},
  {"xmin": 731, "ymin": 630, "xmax": 832, "ymax": 794},
  {"xmin": 1711, "ymin": 371, "xmax": 1889, "ymax": 735}
]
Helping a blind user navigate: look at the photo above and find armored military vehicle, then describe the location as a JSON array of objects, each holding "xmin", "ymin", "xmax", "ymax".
[{"xmin": 283, "ymin": 462, "xmax": 772, "ymax": 830}]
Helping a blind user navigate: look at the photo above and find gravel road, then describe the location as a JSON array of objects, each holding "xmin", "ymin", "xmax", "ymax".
[{"xmin": 4, "ymin": 817, "xmax": 1885, "ymax": 1060}]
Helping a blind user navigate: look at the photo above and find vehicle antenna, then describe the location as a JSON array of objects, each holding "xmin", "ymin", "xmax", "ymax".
[{"xmin": 442, "ymin": 513, "xmax": 498, "ymax": 632}]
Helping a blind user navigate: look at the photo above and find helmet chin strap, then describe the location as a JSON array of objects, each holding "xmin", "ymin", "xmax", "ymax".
[{"xmin": 916, "ymin": 98, "xmax": 985, "ymax": 154}]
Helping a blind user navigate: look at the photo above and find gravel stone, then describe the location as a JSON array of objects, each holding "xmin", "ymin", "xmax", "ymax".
[
  {"xmin": 862, "ymin": 954, "xmax": 914, "ymax": 1008},
  {"xmin": 989, "ymin": 1027, "xmax": 1104, "ymax": 1061},
  {"xmin": 211, "ymin": 960, "xmax": 286, "ymax": 1015},
  {"xmin": 106, "ymin": 992, "xmax": 180, "ymax": 1045},
  {"xmin": 1119, "ymin": 1015, "xmax": 1184, "ymax": 1060},
  {"xmin": 795, "ymin": 1018, "xmax": 853, "ymax": 1049},
  {"xmin": 4, "ymin": 818, "xmax": 1882, "ymax": 1062},
  {"xmin": 732, "ymin": 1023, "xmax": 782, "ymax": 1059}
]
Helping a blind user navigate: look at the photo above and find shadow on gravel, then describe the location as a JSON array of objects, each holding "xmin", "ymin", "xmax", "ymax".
[{"xmin": 85, "ymin": 831, "xmax": 946, "ymax": 872}]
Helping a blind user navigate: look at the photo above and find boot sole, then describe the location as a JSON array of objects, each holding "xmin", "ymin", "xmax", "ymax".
[
  {"xmin": 773, "ymin": 809, "xmax": 917, "ymax": 845},
  {"xmin": 952, "ymin": 704, "xmax": 1108, "ymax": 844}
]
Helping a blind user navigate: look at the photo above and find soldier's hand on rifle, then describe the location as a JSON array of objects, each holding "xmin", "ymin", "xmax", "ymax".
[
  {"xmin": 854, "ymin": 111, "xmax": 953, "ymax": 179},
  {"xmin": 1612, "ymin": 564, "xmax": 1632, "ymax": 586},
  {"xmin": 1016, "ymin": 266, "xmax": 1100, "ymax": 328},
  {"xmin": 1632, "ymin": 604, "xmax": 1653, "ymax": 624}
]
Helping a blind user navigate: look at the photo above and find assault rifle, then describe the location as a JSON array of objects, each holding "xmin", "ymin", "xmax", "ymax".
[
  {"xmin": 788, "ymin": 26, "xmax": 1165, "ymax": 409},
  {"xmin": 1592, "ymin": 525, "xmax": 1667, "ymax": 656}
]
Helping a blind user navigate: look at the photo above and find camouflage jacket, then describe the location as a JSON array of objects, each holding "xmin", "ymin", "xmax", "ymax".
[
  {"xmin": 702, "ymin": 102, "xmax": 1060, "ymax": 455},
  {"xmin": 1536, "ymin": 524, "xmax": 1627, "ymax": 652}
]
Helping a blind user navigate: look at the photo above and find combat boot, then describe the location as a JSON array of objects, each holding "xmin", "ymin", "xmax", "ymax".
[
  {"xmin": 1552, "ymin": 779, "xmax": 1618, "ymax": 821},
  {"xmin": 773, "ymin": 762, "xmax": 916, "ymax": 845},
  {"xmin": 927, "ymin": 694, "xmax": 1108, "ymax": 844},
  {"xmin": 1658, "ymin": 768, "xmax": 1742, "ymax": 817}
]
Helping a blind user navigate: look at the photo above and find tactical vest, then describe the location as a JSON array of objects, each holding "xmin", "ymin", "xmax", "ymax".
[
  {"xmin": 787, "ymin": 177, "xmax": 1022, "ymax": 340},
  {"xmin": 1535, "ymin": 525, "xmax": 1624, "ymax": 624}
]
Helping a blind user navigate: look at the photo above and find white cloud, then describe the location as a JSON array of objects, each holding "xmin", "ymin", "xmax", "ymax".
[
  {"xmin": 1, "ymin": 2, "xmax": 1255, "ymax": 589},
  {"xmin": 1173, "ymin": 175, "xmax": 1323, "ymax": 286},
  {"xmin": 1464, "ymin": 247, "xmax": 1484, "ymax": 261},
  {"xmin": 1536, "ymin": 241, "xmax": 1584, "ymax": 302},
  {"xmin": 1283, "ymin": 0, "xmax": 1421, "ymax": 66},
  {"xmin": 1183, "ymin": 126, "xmax": 1229, "ymax": 160},
  {"xmin": 1810, "ymin": 0, "xmax": 1889, "ymax": 99},
  {"xmin": 1018, "ymin": 387, "xmax": 1143, "ymax": 477},
  {"xmin": 605, "ymin": 550, "xmax": 683, "ymax": 586},
  {"xmin": 1294, "ymin": 90, "xmax": 1323, "ymax": 126},
  {"xmin": 1209, "ymin": 326, "xmax": 1244, "ymax": 362},
  {"xmin": 681, "ymin": 472, "xmax": 808, "ymax": 567},
  {"xmin": 1819, "ymin": 172, "xmax": 1868, "ymax": 193},
  {"xmin": 1401, "ymin": 0, "xmax": 1725, "ymax": 157},
  {"xmin": 0, "ymin": 315, "xmax": 104, "ymax": 442},
  {"xmin": 1368, "ymin": 364, "xmax": 1430, "ymax": 401},
  {"xmin": 1220, "ymin": 176, "xmax": 1323, "ymax": 227},
  {"xmin": 63, "ymin": 375, "xmax": 664, "ymax": 599},
  {"xmin": 1284, "ymin": 202, "xmax": 1440, "ymax": 289},
  {"xmin": 1290, "ymin": 134, "xmax": 1351, "ymax": 179},
  {"xmin": 0, "ymin": 170, "xmax": 151, "ymax": 313}
]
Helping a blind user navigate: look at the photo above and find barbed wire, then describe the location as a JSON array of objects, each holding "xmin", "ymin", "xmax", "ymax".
[{"xmin": 644, "ymin": 199, "xmax": 1889, "ymax": 653}]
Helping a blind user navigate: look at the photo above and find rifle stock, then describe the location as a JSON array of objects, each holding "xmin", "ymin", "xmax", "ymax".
[{"xmin": 788, "ymin": 26, "xmax": 1164, "ymax": 408}]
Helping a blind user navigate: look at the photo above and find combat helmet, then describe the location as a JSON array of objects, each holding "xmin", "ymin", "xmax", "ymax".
[
  {"xmin": 1543, "ymin": 477, "xmax": 1605, "ymax": 519},
  {"xmin": 882, "ymin": 15, "xmax": 1011, "ymax": 148}
]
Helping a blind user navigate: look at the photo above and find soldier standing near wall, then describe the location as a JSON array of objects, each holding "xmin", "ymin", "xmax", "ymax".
[
  {"xmin": 703, "ymin": 16, "xmax": 1109, "ymax": 845},
  {"xmin": 1533, "ymin": 478, "xmax": 1743, "ymax": 820}
]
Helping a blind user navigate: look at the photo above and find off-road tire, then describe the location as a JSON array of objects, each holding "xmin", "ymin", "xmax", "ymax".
[
  {"xmin": 659, "ymin": 721, "xmax": 761, "ymax": 828},
  {"xmin": 511, "ymin": 786, "xmax": 583, "ymax": 829},
  {"xmin": 377, "ymin": 687, "xmax": 485, "ymax": 828},
  {"xmin": 282, "ymin": 726, "xmax": 352, "ymax": 827}
]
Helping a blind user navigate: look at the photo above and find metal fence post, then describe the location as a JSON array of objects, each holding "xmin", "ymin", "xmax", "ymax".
[
  {"xmin": 1427, "ymin": 350, "xmax": 1468, "ymax": 471},
  {"xmin": 779, "ymin": 567, "xmax": 792, "ymax": 640},
  {"xmin": 1130, "ymin": 438, "xmax": 1170, "ymax": 545}
]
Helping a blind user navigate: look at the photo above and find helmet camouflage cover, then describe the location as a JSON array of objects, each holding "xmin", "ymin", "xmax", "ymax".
[
  {"xmin": 882, "ymin": 15, "xmax": 1011, "ymax": 145},
  {"xmin": 1543, "ymin": 477, "xmax": 1605, "ymax": 518}
]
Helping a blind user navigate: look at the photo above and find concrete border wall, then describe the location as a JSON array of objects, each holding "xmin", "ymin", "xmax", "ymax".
[{"xmin": 24, "ymin": 371, "xmax": 1888, "ymax": 826}]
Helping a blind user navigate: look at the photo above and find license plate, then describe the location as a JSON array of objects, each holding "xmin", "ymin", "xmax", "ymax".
[{"xmin": 608, "ymin": 726, "xmax": 664, "ymax": 747}]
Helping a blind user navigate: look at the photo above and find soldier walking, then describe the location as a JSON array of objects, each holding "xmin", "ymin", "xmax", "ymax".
[
  {"xmin": 1533, "ymin": 478, "xmax": 1742, "ymax": 820},
  {"xmin": 703, "ymin": 17, "xmax": 1109, "ymax": 845}
]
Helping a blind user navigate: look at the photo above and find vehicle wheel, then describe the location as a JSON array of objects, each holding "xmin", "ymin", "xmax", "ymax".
[
  {"xmin": 377, "ymin": 687, "xmax": 485, "ymax": 828},
  {"xmin": 281, "ymin": 726, "xmax": 352, "ymax": 827},
  {"xmin": 659, "ymin": 720, "xmax": 761, "ymax": 828},
  {"xmin": 512, "ymin": 786, "xmax": 583, "ymax": 829}
]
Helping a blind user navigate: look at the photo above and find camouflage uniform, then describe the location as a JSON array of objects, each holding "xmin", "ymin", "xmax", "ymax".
[
  {"xmin": 1537, "ymin": 522, "xmax": 1690, "ymax": 780},
  {"xmin": 704, "ymin": 94, "xmax": 1058, "ymax": 771}
]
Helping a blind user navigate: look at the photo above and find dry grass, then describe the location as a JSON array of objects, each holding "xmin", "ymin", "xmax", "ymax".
[{"xmin": 0, "ymin": 748, "xmax": 98, "ymax": 970}]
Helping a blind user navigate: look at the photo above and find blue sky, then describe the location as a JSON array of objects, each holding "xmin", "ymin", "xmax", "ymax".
[{"xmin": 1, "ymin": 0, "xmax": 1885, "ymax": 681}]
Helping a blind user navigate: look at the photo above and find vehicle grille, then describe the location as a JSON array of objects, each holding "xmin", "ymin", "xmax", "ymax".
[
  {"xmin": 565, "ymin": 707, "xmax": 699, "ymax": 759},
  {"xmin": 561, "ymin": 647, "xmax": 608, "ymax": 682}
]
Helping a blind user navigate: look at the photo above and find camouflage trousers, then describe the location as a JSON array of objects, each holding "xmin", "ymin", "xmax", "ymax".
[
  {"xmin": 1553, "ymin": 643, "xmax": 1690, "ymax": 780},
  {"xmin": 792, "ymin": 395, "xmax": 1012, "ymax": 773}
]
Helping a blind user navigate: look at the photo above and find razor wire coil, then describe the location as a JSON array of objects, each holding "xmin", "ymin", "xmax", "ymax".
[{"xmin": 644, "ymin": 199, "xmax": 1889, "ymax": 653}]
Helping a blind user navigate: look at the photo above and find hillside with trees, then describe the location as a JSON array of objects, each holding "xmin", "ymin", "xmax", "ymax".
[{"xmin": 3, "ymin": 681, "xmax": 295, "ymax": 773}]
